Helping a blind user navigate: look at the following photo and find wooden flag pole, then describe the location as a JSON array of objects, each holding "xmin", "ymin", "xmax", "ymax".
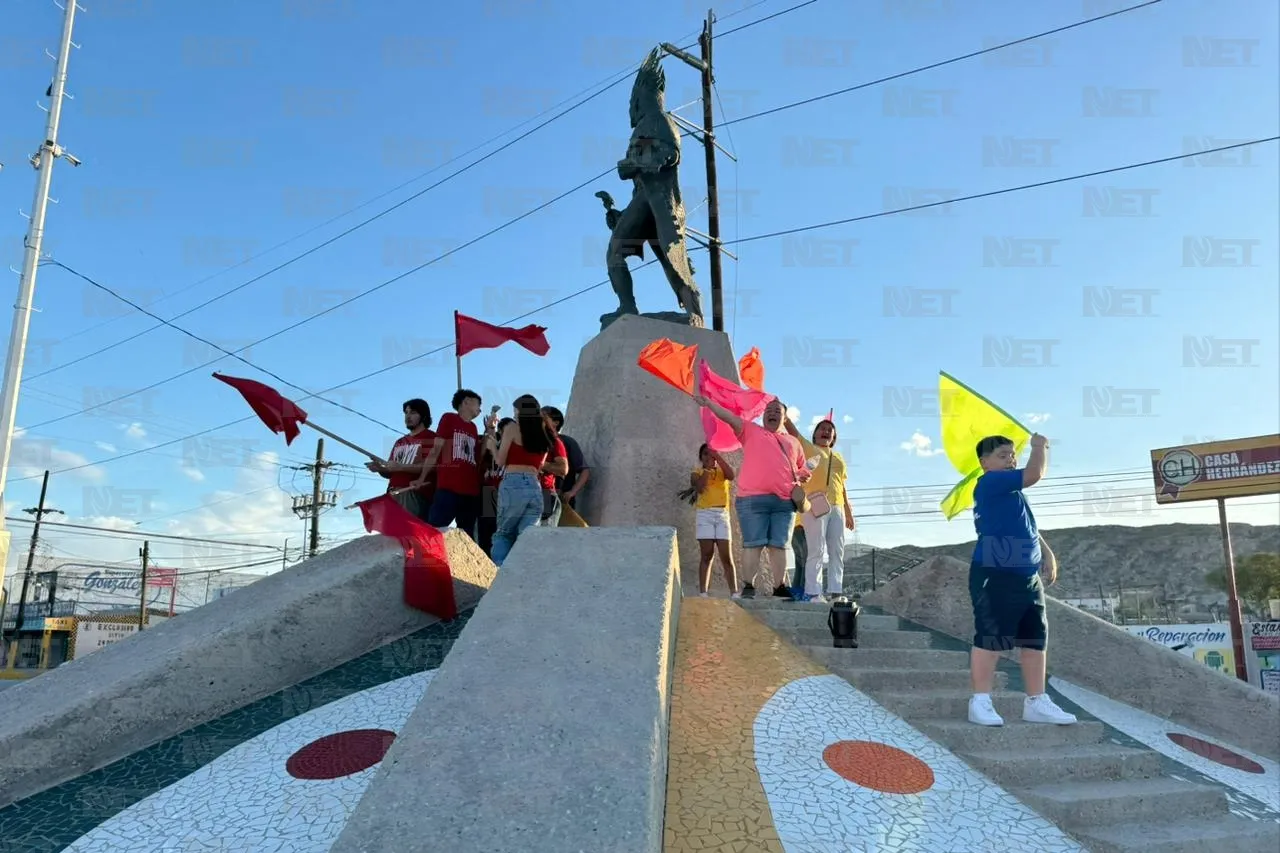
[
  {"xmin": 303, "ymin": 421, "xmax": 382, "ymax": 462},
  {"xmin": 453, "ymin": 310, "xmax": 463, "ymax": 390}
]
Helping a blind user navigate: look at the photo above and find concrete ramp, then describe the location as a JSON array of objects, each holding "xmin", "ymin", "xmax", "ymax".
[
  {"xmin": 0, "ymin": 531, "xmax": 496, "ymax": 809},
  {"xmin": 331, "ymin": 525, "xmax": 680, "ymax": 853}
]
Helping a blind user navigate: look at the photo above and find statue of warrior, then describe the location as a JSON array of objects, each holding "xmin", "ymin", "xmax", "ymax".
[{"xmin": 598, "ymin": 47, "xmax": 705, "ymax": 328}]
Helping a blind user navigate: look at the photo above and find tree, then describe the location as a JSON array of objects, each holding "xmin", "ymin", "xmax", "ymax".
[{"xmin": 1205, "ymin": 553, "xmax": 1280, "ymax": 614}]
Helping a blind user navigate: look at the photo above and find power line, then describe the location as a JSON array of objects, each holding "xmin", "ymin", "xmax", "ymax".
[
  {"xmin": 2, "ymin": 516, "xmax": 283, "ymax": 549},
  {"xmin": 25, "ymin": 0, "xmax": 803, "ymax": 382},
  {"xmin": 13, "ymin": 135, "xmax": 1276, "ymax": 485},
  {"xmin": 16, "ymin": 0, "xmax": 1161, "ymax": 435},
  {"xmin": 721, "ymin": 0, "xmax": 1167, "ymax": 128}
]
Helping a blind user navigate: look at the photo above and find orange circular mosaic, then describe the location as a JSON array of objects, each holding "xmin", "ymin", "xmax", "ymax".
[
  {"xmin": 1167, "ymin": 732, "xmax": 1265, "ymax": 774},
  {"xmin": 822, "ymin": 740, "xmax": 935, "ymax": 794}
]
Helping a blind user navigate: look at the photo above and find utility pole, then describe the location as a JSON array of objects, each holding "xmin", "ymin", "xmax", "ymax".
[
  {"xmin": 0, "ymin": 0, "xmax": 83, "ymax": 599},
  {"xmin": 6, "ymin": 469, "xmax": 62, "ymax": 663},
  {"xmin": 138, "ymin": 541, "xmax": 149, "ymax": 630},
  {"xmin": 661, "ymin": 9, "xmax": 735, "ymax": 334},
  {"xmin": 290, "ymin": 439, "xmax": 336, "ymax": 559}
]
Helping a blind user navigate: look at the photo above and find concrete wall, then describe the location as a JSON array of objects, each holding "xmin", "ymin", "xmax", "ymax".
[
  {"xmin": 331, "ymin": 525, "xmax": 681, "ymax": 853},
  {"xmin": 0, "ymin": 531, "xmax": 496, "ymax": 808},
  {"xmin": 864, "ymin": 556, "xmax": 1280, "ymax": 761},
  {"xmin": 564, "ymin": 315, "xmax": 748, "ymax": 595}
]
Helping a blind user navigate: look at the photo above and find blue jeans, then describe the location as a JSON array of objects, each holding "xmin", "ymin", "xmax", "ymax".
[
  {"xmin": 491, "ymin": 473, "xmax": 543, "ymax": 566},
  {"xmin": 735, "ymin": 494, "xmax": 796, "ymax": 549}
]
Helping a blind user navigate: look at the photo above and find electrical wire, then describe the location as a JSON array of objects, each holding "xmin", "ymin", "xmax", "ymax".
[
  {"xmin": 15, "ymin": 135, "xmax": 1276, "ymax": 486},
  {"xmin": 27, "ymin": 0, "xmax": 807, "ymax": 383},
  {"xmin": 2, "ymin": 516, "xmax": 284, "ymax": 549}
]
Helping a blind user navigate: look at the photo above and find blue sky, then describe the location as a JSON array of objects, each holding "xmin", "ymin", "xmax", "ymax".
[{"xmin": 1, "ymin": 0, "xmax": 1276, "ymax": 585}]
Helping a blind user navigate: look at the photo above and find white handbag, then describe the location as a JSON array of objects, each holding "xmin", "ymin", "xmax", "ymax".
[{"xmin": 807, "ymin": 449, "xmax": 835, "ymax": 518}]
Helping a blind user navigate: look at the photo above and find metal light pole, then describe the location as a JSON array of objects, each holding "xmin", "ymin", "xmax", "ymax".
[{"xmin": 0, "ymin": 0, "xmax": 82, "ymax": 598}]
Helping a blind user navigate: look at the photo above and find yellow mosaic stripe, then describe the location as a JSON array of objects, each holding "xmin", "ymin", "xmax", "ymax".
[{"xmin": 664, "ymin": 599, "xmax": 827, "ymax": 853}]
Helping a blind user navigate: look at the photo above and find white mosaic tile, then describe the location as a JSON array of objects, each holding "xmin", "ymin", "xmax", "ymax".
[
  {"xmin": 1050, "ymin": 676, "xmax": 1280, "ymax": 816},
  {"xmin": 754, "ymin": 674, "xmax": 1087, "ymax": 853},
  {"xmin": 60, "ymin": 670, "xmax": 436, "ymax": 852}
]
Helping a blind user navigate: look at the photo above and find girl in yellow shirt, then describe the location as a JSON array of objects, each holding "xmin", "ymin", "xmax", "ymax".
[
  {"xmin": 783, "ymin": 416, "xmax": 856, "ymax": 601},
  {"xmin": 691, "ymin": 444, "xmax": 739, "ymax": 598}
]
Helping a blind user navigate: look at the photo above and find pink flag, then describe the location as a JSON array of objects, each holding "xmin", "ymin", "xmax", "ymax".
[{"xmin": 697, "ymin": 359, "xmax": 775, "ymax": 452}]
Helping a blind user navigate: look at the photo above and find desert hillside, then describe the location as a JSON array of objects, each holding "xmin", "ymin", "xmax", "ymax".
[{"xmin": 845, "ymin": 523, "xmax": 1279, "ymax": 621}]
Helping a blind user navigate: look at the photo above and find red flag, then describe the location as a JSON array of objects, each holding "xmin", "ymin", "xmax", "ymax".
[
  {"xmin": 455, "ymin": 311, "xmax": 550, "ymax": 357},
  {"xmin": 213, "ymin": 373, "xmax": 308, "ymax": 444},
  {"xmin": 356, "ymin": 494, "xmax": 457, "ymax": 621}
]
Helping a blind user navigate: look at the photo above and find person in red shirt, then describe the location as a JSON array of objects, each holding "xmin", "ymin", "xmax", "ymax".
[
  {"xmin": 367, "ymin": 399, "xmax": 436, "ymax": 520},
  {"xmin": 420, "ymin": 389, "xmax": 486, "ymax": 540},
  {"xmin": 538, "ymin": 423, "xmax": 570, "ymax": 527}
]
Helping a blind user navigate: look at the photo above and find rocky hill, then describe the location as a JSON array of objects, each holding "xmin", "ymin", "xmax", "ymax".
[{"xmin": 844, "ymin": 523, "xmax": 1279, "ymax": 620}]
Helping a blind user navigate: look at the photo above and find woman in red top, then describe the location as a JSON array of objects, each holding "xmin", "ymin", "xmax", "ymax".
[
  {"xmin": 488, "ymin": 394, "xmax": 556, "ymax": 566},
  {"xmin": 477, "ymin": 417, "xmax": 514, "ymax": 557}
]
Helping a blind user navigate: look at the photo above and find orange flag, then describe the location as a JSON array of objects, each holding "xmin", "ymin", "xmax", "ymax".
[
  {"xmin": 738, "ymin": 347, "xmax": 765, "ymax": 392},
  {"xmin": 637, "ymin": 338, "xmax": 698, "ymax": 394}
]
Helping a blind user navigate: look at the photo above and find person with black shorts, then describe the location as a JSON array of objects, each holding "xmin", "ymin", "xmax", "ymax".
[{"xmin": 968, "ymin": 433, "xmax": 1078, "ymax": 728}]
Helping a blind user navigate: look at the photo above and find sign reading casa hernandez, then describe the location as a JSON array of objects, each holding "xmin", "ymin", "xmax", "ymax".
[{"xmin": 1150, "ymin": 434, "xmax": 1280, "ymax": 504}]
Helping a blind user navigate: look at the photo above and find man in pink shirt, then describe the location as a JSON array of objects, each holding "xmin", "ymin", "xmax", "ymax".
[{"xmin": 695, "ymin": 394, "xmax": 810, "ymax": 598}]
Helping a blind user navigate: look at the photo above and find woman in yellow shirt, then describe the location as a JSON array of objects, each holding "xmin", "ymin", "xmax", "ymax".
[
  {"xmin": 691, "ymin": 444, "xmax": 739, "ymax": 598},
  {"xmin": 783, "ymin": 416, "xmax": 856, "ymax": 602}
]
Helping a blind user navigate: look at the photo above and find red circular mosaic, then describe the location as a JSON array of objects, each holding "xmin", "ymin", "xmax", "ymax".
[
  {"xmin": 285, "ymin": 729, "xmax": 398, "ymax": 780},
  {"xmin": 1166, "ymin": 732, "xmax": 1265, "ymax": 774},
  {"xmin": 823, "ymin": 740, "xmax": 935, "ymax": 794}
]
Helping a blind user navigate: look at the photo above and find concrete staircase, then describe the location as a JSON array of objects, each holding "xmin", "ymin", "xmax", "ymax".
[{"xmin": 740, "ymin": 599, "xmax": 1280, "ymax": 853}]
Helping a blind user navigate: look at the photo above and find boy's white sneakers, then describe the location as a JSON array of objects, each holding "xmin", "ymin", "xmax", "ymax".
[
  {"xmin": 1023, "ymin": 694, "xmax": 1078, "ymax": 725},
  {"xmin": 968, "ymin": 694, "xmax": 1004, "ymax": 727}
]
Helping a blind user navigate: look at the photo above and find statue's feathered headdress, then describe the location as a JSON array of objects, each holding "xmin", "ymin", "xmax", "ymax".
[{"xmin": 633, "ymin": 46, "xmax": 666, "ymax": 97}]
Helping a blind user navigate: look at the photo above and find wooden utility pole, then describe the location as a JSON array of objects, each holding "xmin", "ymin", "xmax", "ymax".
[
  {"xmin": 138, "ymin": 541, "xmax": 149, "ymax": 630},
  {"xmin": 289, "ymin": 439, "xmax": 335, "ymax": 560},
  {"xmin": 662, "ymin": 9, "xmax": 734, "ymax": 334},
  {"xmin": 1216, "ymin": 498, "xmax": 1249, "ymax": 682},
  {"xmin": 7, "ymin": 470, "xmax": 61, "ymax": 658}
]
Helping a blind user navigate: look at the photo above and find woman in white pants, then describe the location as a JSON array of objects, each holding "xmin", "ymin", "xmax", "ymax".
[{"xmin": 784, "ymin": 416, "xmax": 856, "ymax": 601}]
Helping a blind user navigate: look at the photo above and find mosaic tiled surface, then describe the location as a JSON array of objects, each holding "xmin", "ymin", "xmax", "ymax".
[
  {"xmin": 0, "ymin": 612, "xmax": 471, "ymax": 853},
  {"xmin": 664, "ymin": 598, "xmax": 826, "ymax": 852},
  {"xmin": 756, "ymin": 675, "xmax": 1087, "ymax": 852},
  {"xmin": 663, "ymin": 599, "xmax": 1086, "ymax": 853},
  {"xmin": 1051, "ymin": 675, "xmax": 1280, "ymax": 819},
  {"xmin": 62, "ymin": 671, "xmax": 435, "ymax": 851}
]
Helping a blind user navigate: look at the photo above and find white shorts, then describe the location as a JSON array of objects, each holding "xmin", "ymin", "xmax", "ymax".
[{"xmin": 695, "ymin": 507, "xmax": 731, "ymax": 541}]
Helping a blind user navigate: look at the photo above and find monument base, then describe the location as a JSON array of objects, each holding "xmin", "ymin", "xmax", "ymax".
[
  {"xmin": 599, "ymin": 309, "xmax": 702, "ymax": 333},
  {"xmin": 564, "ymin": 315, "xmax": 746, "ymax": 595}
]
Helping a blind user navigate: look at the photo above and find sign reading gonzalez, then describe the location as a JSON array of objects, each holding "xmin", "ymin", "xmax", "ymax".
[{"xmin": 1150, "ymin": 434, "xmax": 1280, "ymax": 504}]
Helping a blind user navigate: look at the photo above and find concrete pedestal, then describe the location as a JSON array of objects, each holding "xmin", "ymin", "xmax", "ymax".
[{"xmin": 562, "ymin": 315, "xmax": 747, "ymax": 595}]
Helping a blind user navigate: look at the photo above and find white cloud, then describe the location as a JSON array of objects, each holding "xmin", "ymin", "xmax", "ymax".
[
  {"xmin": 842, "ymin": 415, "xmax": 854, "ymax": 424},
  {"xmin": 1024, "ymin": 413, "xmax": 1051, "ymax": 425},
  {"xmin": 181, "ymin": 466, "xmax": 206, "ymax": 483},
  {"xmin": 122, "ymin": 423, "xmax": 148, "ymax": 440},
  {"xmin": 900, "ymin": 431, "xmax": 946, "ymax": 458},
  {"xmin": 10, "ymin": 428, "xmax": 105, "ymax": 483},
  {"xmin": 95, "ymin": 441, "xmax": 118, "ymax": 453}
]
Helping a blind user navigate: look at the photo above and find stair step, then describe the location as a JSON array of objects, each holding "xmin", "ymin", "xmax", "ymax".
[
  {"xmin": 1074, "ymin": 814, "xmax": 1280, "ymax": 853},
  {"xmin": 754, "ymin": 609, "xmax": 901, "ymax": 632},
  {"xmin": 801, "ymin": 646, "xmax": 970, "ymax": 670},
  {"xmin": 873, "ymin": 689, "xmax": 1028, "ymax": 721},
  {"xmin": 784, "ymin": 627, "xmax": 932, "ymax": 648},
  {"xmin": 827, "ymin": 668, "xmax": 1007, "ymax": 693},
  {"xmin": 1017, "ymin": 777, "xmax": 1227, "ymax": 827},
  {"xmin": 913, "ymin": 717, "xmax": 1105, "ymax": 752},
  {"xmin": 958, "ymin": 744, "xmax": 1164, "ymax": 787}
]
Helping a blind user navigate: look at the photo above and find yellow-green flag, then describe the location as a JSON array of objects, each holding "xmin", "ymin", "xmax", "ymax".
[{"xmin": 938, "ymin": 370, "xmax": 1030, "ymax": 519}]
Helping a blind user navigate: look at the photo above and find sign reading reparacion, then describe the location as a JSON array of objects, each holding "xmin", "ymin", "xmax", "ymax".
[{"xmin": 1150, "ymin": 434, "xmax": 1280, "ymax": 504}]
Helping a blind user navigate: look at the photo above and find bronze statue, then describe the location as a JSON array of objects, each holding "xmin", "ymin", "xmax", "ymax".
[{"xmin": 597, "ymin": 47, "xmax": 704, "ymax": 330}]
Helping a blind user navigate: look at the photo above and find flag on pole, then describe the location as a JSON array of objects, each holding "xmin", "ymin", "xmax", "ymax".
[
  {"xmin": 355, "ymin": 494, "xmax": 457, "ymax": 621},
  {"xmin": 738, "ymin": 347, "xmax": 765, "ymax": 392},
  {"xmin": 636, "ymin": 338, "xmax": 698, "ymax": 394},
  {"xmin": 454, "ymin": 311, "xmax": 550, "ymax": 357},
  {"xmin": 936, "ymin": 370, "xmax": 1031, "ymax": 520},
  {"xmin": 213, "ymin": 373, "xmax": 308, "ymax": 444}
]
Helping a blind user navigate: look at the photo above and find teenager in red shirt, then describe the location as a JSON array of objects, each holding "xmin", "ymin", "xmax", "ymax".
[
  {"xmin": 421, "ymin": 389, "xmax": 485, "ymax": 540},
  {"xmin": 538, "ymin": 424, "xmax": 570, "ymax": 527},
  {"xmin": 367, "ymin": 399, "xmax": 436, "ymax": 520}
]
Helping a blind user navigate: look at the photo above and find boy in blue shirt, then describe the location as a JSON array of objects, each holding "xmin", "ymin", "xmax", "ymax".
[{"xmin": 968, "ymin": 433, "xmax": 1078, "ymax": 727}]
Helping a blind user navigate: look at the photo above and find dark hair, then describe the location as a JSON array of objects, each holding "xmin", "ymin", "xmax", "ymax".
[
  {"xmin": 697, "ymin": 443, "xmax": 709, "ymax": 459},
  {"xmin": 513, "ymin": 394, "xmax": 553, "ymax": 454},
  {"xmin": 976, "ymin": 435, "xmax": 1014, "ymax": 459},
  {"xmin": 811, "ymin": 419, "xmax": 837, "ymax": 446},
  {"xmin": 403, "ymin": 398, "xmax": 432, "ymax": 429},
  {"xmin": 452, "ymin": 388, "xmax": 481, "ymax": 410},
  {"xmin": 541, "ymin": 405, "xmax": 565, "ymax": 430}
]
